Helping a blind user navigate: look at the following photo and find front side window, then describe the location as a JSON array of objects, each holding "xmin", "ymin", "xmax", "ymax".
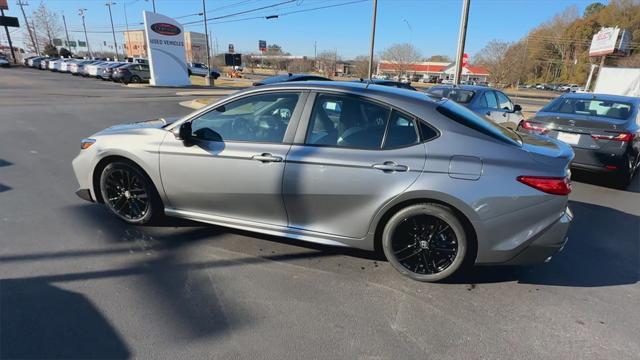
[
  {"xmin": 190, "ymin": 92, "xmax": 300, "ymax": 143},
  {"xmin": 306, "ymin": 94, "xmax": 390, "ymax": 149},
  {"xmin": 496, "ymin": 92, "xmax": 513, "ymax": 111},
  {"xmin": 481, "ymin": 91, "xmax": 498, "ymax": 109}
]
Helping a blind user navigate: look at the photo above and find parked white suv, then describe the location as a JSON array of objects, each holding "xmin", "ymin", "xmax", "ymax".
[{"xmin": 187, "ymin": 62, "xmax": 220, "ymax": 79}]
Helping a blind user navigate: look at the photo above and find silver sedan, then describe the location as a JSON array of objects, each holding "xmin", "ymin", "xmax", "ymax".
[{"xmin": 72, "ymin": 81, "xmax": 574, "ymax": 281}]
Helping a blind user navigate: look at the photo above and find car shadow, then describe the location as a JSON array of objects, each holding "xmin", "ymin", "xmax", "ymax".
[
  {"xmin": 446, "ymin": 200, "xmax": 639, "ymax": 287},
  {"xmin": 571, "ymin": 168, "xmax": 640, "ymax": 193},
  {"xmin": 0, "ymin": 279, "xmax": 131, "ymax": 359}
]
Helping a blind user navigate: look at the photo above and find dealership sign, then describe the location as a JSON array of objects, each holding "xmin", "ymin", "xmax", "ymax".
[
  {"xmin": 143, "ymin": 11, "xmax": 190, "ymax": 86},
  {"xmin": 589, "ymin": 27, "xmax": 630, "ymax": 57}
]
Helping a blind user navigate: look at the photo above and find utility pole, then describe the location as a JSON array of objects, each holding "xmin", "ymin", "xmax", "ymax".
[
  {"xmin": 106, "ymin": 2, "xmax": 119, "ymax": 61},
  {"xmin": 31, "ymin": 21, "xmax": 40, "ymax": 54},
  {"xmin": 367, "ymin": 0, "xmax": 377, "ymax": 80},
  {"xmin": 17, "ymin": 0, "xmax": 38, "ymax": 55},
  {"xmin": 79, "ymin": 8, "xmax": 91, "ymax": 58},
  {"xmin": 0, "ymin": 8, "xmax": 17, "ymax": 63},
  {"xmin": 202, "ymin": 0, "xmax": 212, "ymax": 86},
  {"xmin": 62, "ymin": 13, "xmax": 71, "ymax": 54},
  {"xmin": 151, "ymin": 0, "xmax": 156, "ymax": 13},
  {"xmin": 123, "ymin": 1, "xmax": 130, "ymax": 58},
  {"xmin": 453, "ymin": 0, "xmax": 470, "ymax": 85}
]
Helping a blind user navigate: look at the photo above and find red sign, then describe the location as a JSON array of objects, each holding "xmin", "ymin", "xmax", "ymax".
[
  {"xmin": 462, "ymin": 53, "xmax": 469, "ymax": 67},
  {"xmin": 150, "ymin": 23, "xmax": 181, "ymax": 36},
  {"xmin": 0, "ymin": 0, "xmax": 8, "ymax": 10}
]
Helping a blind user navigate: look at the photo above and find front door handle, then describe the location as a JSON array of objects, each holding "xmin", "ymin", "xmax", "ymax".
[
  {"xmin": 252, "ymin": 153, "xmax": 283, "ymax": 163},
  {"xmin": 486, "ymin": 111, "xmax": 491, "ymax": 116},
  {"xmin": 372, "ymin": 161, "xmax": 409, "ymax": 172}
]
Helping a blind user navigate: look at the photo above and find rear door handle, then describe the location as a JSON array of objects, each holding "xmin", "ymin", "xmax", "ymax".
[
  {"xmin": 372, "ymin": 162, "xmax": 409, "ymax": 172},
  {"xmin": 252, "ymin": 153, "xmax": 283, "ymax": 163},
  {"xmin": 485, "ymin": 111, "xmax": 491, "ymax": 116}
]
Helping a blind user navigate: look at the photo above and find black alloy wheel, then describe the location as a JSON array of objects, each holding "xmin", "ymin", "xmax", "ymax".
[
  {"xmin": 383, "ymin": 203, "xmax": 468, "ymax": 282},
  {"xmin": 99, "ymin": 161, "xmax": 162, "ymax": 224}
]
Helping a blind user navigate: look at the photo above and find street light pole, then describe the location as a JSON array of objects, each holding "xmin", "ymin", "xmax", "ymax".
[
  {"xmin": 106, "ymin": 2, "xmax": 119, "ymax": 61},
  {"xmin": 367, "ymin": 0, "xmax": 378, "ymax": 80},
  {"xmin": 79, "ymin": 9, "xmax": 92, "ymax": 58},
  {"xmin": 62, "ymin": 13, "xmax": 71, "ymax": 54},
  {"xmin": 202, "ymin": 0, "xmax": 212, "ymax": 86},
  {"xmin": 453, "ymin": 0, "xmax": 470, "ymax": 86},
  {"xmin": 17, "ymin": 0, "xmax": 38, "ymax": 55}
]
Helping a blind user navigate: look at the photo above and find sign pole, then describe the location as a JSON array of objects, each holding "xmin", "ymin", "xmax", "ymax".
[
  {"xmin": 202, "ymin": 0, "xmax": 212, "ymax": 86},
  {"xmin": 367, "ymin": 0, "xmax": 377, "ymax": 80},
  {"xmin": 0, "ymin": 8, "xmax": 16, "ymax": 63},
  {"xmin": 454, "ymin": 0, "xmax": 470, "ymax": 86},
  {"xmin": 106, "ymin": 2, "xmax": 119, "ymax": 61}
]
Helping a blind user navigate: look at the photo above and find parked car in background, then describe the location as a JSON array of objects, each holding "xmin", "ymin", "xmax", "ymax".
[
  {"xmin": 72, "ymin": 81, "xmax": 574, "ymax": 282},
  {"xmin": 441, "ymin": 79, "xmax": 454, "ymax": 85},
  {"xmin": 0, "ymin": 55, "xmax": 11, "ymax": 68},
  {"xmin": 353, "ymin": 78, "xmax": 417, "ymax": 91},
  {"xmin": 426, "ymin": 85, "xmax": 524, "ymax": 129},
  {"xmin": 100, "ymin": 63, "xmax": 128, "ymax": 81},
  {"xmin": 187, "ymin": 62, "xmax": 221, "ymax": 79},
  {"xmin": 86, "ymin": 61, "xmax": 114, "ymax": 78},
  {"xmin": 111, "ymin": 63, "xmax": 150, "ymax": 84},
  {"xmin": 59, "ymin": 59, "xmax": 75, "ymax": 73},
  {"xmin": 519, "ymin": 93, "xmax": 639, "ymax": 188},
  {"xmin": 535, "ymin": 83, "xmax": 546, "ymax": 90},
  {"xmin": 252, "ymin": 73, "xmax": 331, "ymax": 86},
  {"xmin": 558, "ymin": 84, "xmax": 581, "ymax": 92},
  {"xmin": 27, "ymin": 56, "xmax": 44, "ymax": 67}
]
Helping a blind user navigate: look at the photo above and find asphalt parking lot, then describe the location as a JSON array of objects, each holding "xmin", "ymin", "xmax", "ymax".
[{"xmin": 0, "ymin": 67, "xmax": 638, "ymax": 359}]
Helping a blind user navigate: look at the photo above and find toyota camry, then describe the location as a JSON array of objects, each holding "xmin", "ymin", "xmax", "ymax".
[{"xmin": 72, "ymin": 81, "xmax": 574, "ymax": 281}]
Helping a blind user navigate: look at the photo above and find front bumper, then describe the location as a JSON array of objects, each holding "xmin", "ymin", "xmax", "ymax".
[
  {"xmin": 503, "ymin": 206, "xmax": 573, "ymax": 265},
  {"xmin": 75, "ymin": 188, "xmax": 94, "ymax": 202}
]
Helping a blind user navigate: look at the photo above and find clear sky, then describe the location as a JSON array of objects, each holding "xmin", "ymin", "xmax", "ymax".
[{"xmin": 3, "ymin": 0, "xmax": 599, "ymax": 59}]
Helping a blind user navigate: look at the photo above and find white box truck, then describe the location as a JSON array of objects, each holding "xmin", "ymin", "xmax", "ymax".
[{"xmin": 593, "ymin": 67, "xmax": 640, "ymax": 97}]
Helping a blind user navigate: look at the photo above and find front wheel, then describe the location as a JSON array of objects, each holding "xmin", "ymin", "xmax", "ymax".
[
  {"xmin": 382, "ymin": 203, "xmax": 469, "ymax": 282},
  {"xmin": 130, "ymin": 75, "xmax": 141, "ymax": 84},
  {"xmin": 99, "ymin": 161, "xmax": 163, "ymax": 225}
]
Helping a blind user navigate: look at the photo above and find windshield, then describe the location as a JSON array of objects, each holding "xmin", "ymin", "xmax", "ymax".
[
  {"xmin": 427, "ymin": 88, "xmax": 475, "ymax": 104},
  {"xmin": 541, "ymin": 97, "xmax": 633, "ymax": 121},
  {"xmin": 437, "ymin": 100, "xmax": 521, "ymax": 146}
]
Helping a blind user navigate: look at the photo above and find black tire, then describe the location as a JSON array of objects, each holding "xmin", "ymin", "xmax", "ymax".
[
  {"xmin": 382, "ymin": 203, "xmax": 469, "ymax": 282},
  {"xmin": 613, "ymin": 154, "xmax": 634, "ymax": 189},
  {"xmin": 130, "ymin": 75, "xmax": 141, "ymax": 84},
  {"xmin": 99, "ymin": 161, "xmax": 163, "ymax": 225},
  {"xmin": 188, "ymin": 70, "xmax": 192, "ymax": 76}
]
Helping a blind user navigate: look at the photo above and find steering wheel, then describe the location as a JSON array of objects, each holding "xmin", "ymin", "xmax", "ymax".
[{"xmin": 230, "ymin": 117, "xmax": 254, "ymax": 138}]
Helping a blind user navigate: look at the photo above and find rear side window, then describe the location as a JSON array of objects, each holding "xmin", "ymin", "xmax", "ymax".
[
  {"xmin": 427, "ymin": 88, "xmax": 475, "ymax": 104},
  {"xmin": 480, "ymin": 91, "xmax": 498, "ymax": 108},
  {"xmin": 383, "ymin": 111, "xmax": 419, "ymax": 149},
  {"xmin": 542, "ymin": 97, "xmax": 633, "ymax": 121},
  {"xmin": 437, "ymin": 100, "xmax": 520, "ymax": 147}
]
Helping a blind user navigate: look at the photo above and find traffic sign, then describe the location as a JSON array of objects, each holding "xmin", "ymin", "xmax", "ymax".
[
  {"xmin": 228, "ymin": 43, "xmax": 234, "ymax": 54},
  {"xmin": 259, "ymin": 40, "xmax": 266, "ymax": 52}
]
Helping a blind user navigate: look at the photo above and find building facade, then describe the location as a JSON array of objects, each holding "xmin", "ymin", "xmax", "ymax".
[
  {"xmin": 123, "ymin": 30, "xmax": 207, "ymax": 63},
  {"xmin": 377, "ymin": 61, "xmax": 490, "ymax": 83}
]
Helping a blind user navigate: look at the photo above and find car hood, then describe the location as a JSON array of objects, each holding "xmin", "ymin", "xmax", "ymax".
[{"xmin": 95, "ymin": 117, "xmax": 181, "ymax": 135}]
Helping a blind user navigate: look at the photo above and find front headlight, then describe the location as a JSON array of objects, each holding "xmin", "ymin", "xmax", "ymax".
[{"xmin": 80, "ymin": 138, "xmax": 96, "ymax": 150}]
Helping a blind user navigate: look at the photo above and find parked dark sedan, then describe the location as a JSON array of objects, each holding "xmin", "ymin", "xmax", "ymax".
[
  {"xmin": 426, "ymin": 85, "xmax": 524, "ymax": 129},
  {"xmin": 111, "ymin": 63, "xmax": 150, "ymax": 84},
  {"xmin": 518, "ymin": 93, "xmax": 639, "ymax": 187},
  {"xmin": 253, "ymin": 73, "xmax": 331, "ymax": 86}
]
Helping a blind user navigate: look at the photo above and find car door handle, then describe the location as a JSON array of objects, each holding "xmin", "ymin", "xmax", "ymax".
[
  {"xmin": 372, "ymin": 162, "xmax": 409, "ymax": 172},
  {"xmin": 251, "ymin": 153, "xmax": 283, "ymax": 163},
  {"xmin": 486, "ymin": 111, "xmax": 491, "ymax": 116}
]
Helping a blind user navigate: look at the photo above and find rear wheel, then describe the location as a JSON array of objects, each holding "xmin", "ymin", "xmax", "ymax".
[
  {"xmin": 99, "ymin": 161, "xmax": 163, "ymax": 225},
  {"xmin": 130, "ymin": 75, "xmax": 141, "ymax": 84},
  {"xmin": 613, "ymin": 154, "xmax": 635, "ymax": 189},
  {"xmin": 382, "ymin": 203, "xmax": 468, "ymax": 282}
]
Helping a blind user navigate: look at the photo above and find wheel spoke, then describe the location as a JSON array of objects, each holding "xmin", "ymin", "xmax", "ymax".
[{"xmin": 396, "ymin": 248, "xmax": 422, "ymax": 262}]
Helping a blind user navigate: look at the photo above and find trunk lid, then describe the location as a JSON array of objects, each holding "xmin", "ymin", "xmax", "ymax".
[
  {"xmin": 519, "ymin": 131, "xmax": 574, "ymax": 172},
  {"xmin": 532, "ymin": 112, "xmax": 632, "ymax": 149}
]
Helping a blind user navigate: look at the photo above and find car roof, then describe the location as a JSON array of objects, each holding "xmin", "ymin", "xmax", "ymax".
[
  {"xmin": 559, "ymin": 92, "xmax": 640, "ymax": 104},
  {"xmin": 258, "ymin": 73, "xmax": 330, "ymax": 84},
  {"xmin": 243, "ymin": 80, "xmax": 443, "ymax": 107}
]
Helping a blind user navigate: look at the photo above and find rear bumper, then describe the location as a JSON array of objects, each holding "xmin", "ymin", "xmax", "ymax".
[
  {"xmin": 502, "ymin": 206, "xmax": 573, "ymax": 265},
  {"xmin": 571, "ymin": 146, "xmax": 627, "ymax": 173}
]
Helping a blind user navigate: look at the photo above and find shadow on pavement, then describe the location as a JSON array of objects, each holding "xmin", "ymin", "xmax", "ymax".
[
  {"xmin": 449, "ymin": 200, "xmax": 639, "ymax": 287},
  {"xmin": 0, "ymin": 279, "xmax": 130, "ymax": 359},
  {"xmin": 572, "ymin": 169, "xmax": 640, "ymax": 194}
]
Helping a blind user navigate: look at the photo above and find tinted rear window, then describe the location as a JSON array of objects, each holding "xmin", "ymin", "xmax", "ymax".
[
  {"xmin": 437, "ymin": 100, "xmax": 521, "ymax": 146},
  {"xmin": 427, "ymin": 88, "xmax": 475, "ymax": 104},
  {"xmin": 542, "ymin": 97, "xmax": 634, "ymax": 120}
]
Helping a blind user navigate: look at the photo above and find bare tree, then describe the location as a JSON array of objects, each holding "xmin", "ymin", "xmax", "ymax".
[
  {"xmin": 425, "ymin": 55, "xmax": 451, "ymax": 62},
  {"xmin": 352, "ymin": 55, "xmax": 374, "ymax": 79},
  {"xmin": 380, "ymin": 43, "xmax": 422, "ymax": 77},
  {"xmin": 474, "ymin": 40, "xmax": 522, "ymax": 86},
  {"xmin": 33, "ymin": 2, "xmax": 62, "ymax": 45},
  {"xmin": 316, "ymin": 50, "xmax": 340, "ymax": 77}
]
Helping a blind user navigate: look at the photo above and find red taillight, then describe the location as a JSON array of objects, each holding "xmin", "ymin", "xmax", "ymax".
[
  {"xmin": 517, "ymin": 176, "xmax": 572, "ymax": 195},
  {"xmin": 520, "ymin": 120, "xmax": 549, "ymax": 134},
  {"xmin": 590, "ymin": 132, "xmax": 634, "ymax": 142}
]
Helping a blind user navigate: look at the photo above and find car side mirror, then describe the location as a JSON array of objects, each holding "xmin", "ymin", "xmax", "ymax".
[
  {"xmin": 177, "ymin": 122, "xmax": 193, "ymax": 144},
  {"xmin": 513, "ymin": 104, "xmax": 522, "ymax": 112}
]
